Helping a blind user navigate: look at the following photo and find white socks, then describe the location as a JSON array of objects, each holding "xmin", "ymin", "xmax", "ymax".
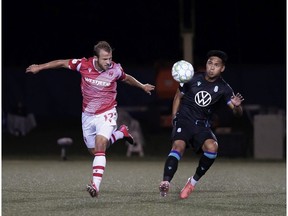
[
  {"xmin": 110, "ymin": 130, "xmax": 124, "ymax": 144},
  {"xmin": 190, "ymin": 177, "xmax": 198, "ymax": 186},
  {"xmin": 92, "ymin": 151, "xmax": 106, "ymax": 191}
]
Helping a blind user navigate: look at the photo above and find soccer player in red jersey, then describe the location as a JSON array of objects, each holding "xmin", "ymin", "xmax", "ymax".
[{"xmin": 26, "ymin": 41, "xmax": 155, "ymax": 198}]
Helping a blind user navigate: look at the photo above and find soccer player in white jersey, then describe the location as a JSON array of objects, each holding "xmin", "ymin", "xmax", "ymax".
[{"xmin": 26, "ymin": 41, "xmax": 155, "ymax": 198}]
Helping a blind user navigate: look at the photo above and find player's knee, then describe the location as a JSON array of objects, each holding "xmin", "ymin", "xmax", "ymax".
[
  {"xmin": 203, "ymin": 139, "xmax": 218, "ymax": 152},
  {"xmin": 95, "ymin": 140, "xmax": 108, "ymax": 151},
  {"xmin": 172, "ymin": 140, "xmax": 185, "ymax": 154}
]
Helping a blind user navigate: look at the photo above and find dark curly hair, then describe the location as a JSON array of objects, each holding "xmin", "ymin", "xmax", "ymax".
[{"xmin": 207, "ymin": 50, "xmax": 228, "ymax": 65}]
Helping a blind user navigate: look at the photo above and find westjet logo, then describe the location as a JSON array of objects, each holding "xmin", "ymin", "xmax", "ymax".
[{"xmin": 84, "ymin": 77, "xmax": 111, "ymax": 86}]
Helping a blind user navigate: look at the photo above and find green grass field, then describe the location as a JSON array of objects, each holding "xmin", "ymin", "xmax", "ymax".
[{"xmin": 2, "ymin": 156, "xmax": 286, "ymax": 216}]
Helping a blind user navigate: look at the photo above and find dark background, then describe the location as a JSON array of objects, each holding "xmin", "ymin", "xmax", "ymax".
[
  {"xmin": 3, "ymin": 0, "xmax": 286, "ymax": 66},
  {"xmin": 2, "ymin": 0, "xmax": 286, "ymax": 157}
]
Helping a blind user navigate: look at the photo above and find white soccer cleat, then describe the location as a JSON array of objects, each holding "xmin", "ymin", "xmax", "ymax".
[{"xmin": 159, "ymin": 181, "xmax": 170, "ymax": 197}]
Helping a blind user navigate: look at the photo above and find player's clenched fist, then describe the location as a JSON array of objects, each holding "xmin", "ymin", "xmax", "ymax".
[{"xmin": 26, "ymin": 64, "xmax": 41, "ymax": 74}]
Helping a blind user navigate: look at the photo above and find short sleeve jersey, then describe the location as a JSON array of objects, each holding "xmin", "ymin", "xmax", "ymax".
[
  {"xmin": 178, "ymin": 72, "xmax": 234, "ymax": 121},
  {"xmin": 68, "ymin": 57, "xmax": 126, "ymax": 115}
]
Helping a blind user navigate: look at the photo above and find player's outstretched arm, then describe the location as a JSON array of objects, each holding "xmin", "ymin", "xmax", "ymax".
[
  {"xmin": 26, "ymin": 59, "xmax": 70, "ymax": 74},
  {"xmin": 123, "ymin": 74, "xmax": 155, "ymax": 95}
]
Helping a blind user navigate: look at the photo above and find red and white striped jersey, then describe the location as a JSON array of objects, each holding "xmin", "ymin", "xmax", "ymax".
[{"xmin": 68, "ymin": 57, "xmax": 126, "ymax": 115}]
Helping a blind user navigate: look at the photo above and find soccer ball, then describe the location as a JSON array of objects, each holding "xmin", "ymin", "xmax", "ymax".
[{"xmin": 171, "ymin": 60, "xmax": 194, "ymax": 83}]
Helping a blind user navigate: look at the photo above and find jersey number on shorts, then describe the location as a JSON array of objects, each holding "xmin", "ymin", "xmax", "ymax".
[{"xmin": 104, "ymin": 112, "xmax": 115, "ymax": 123}]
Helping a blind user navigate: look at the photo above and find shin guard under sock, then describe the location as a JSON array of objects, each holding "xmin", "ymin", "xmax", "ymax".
[
  {"xmin": 92, "ymin": 151, "xmax": 106, "ymax": 191},
  {"xmin": 163, "ymin": 150, "xmax": 181, "ymax": 182},
  {"xmin": 193, "ymin": 151, "xmax": 217, "ymax": 181}
]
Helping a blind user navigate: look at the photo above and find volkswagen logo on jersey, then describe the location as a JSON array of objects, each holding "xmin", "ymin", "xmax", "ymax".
[{"xmin": 195, "ymin": 91, "xmax": 212, "ymax": 107}]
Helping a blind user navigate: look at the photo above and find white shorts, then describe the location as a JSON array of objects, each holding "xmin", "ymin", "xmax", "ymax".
[{"xmin": 82, "ymin": 108, "xmax": 118, "ymax": 149}]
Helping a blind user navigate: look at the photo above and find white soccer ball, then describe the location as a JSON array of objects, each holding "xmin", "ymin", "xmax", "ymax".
[{"xmin": 171, "ymin": 60, "xmax": 194, "ymax": 83}]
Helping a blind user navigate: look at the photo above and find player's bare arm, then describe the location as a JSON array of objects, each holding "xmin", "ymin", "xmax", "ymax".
[
  {"xmin": 172, "ymin": 89, "xmax": 182, "ymax": 118},
  {"xmin": 26, "ymin": 59, "xmax": 70, "ymax": 74},
  {"xmin": 228, "ymin": 93, "xmax": 244, "ymax": 116},
  {"xmin": 122, "ymin": 74, "xmax": 155, "ymax": 95}
]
